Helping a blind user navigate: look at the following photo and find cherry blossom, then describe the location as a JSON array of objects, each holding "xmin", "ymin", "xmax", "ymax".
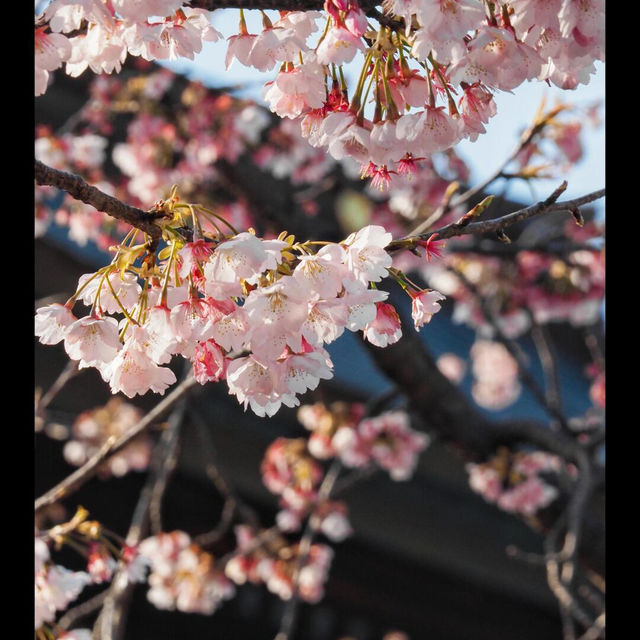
[
  {"xmin": 35, "ymin": 537, "xmax": 91, "ymax": 630},
  {"xmin": 35, "ymin": 304, "xmax": 76, "ymax": 345},
  {"xmin": 62, "ymin": 398, "xmax": 151, "ymax": 477},
  {"xmin": 467, "ymin": 449, "xmax": 563, "ymax": 516},
  {"xmin": 139, "ymin": 531, "xmax": 234, "ymax": 614},
  {"xmin": 410, "ymin": 289, "xmax": 446, "ymax": 330},
  {"xmin": 363, "ymin": 301, "xmax": 403, "ymax": 347}
]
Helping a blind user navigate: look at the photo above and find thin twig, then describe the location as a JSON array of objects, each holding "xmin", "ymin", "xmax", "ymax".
[
  {"xmin": 57, "ymin": 590, "xmax": 108, "ymax": 631},
  {"xmin": 35, "ymin": 375, "xmax": 198, "ymax": 514},
  {"xmin": 188, "ymin": 406, "xmax": 261, "ymax": 546},
  {"xmin": 35, "ymin": 360, "xmax": 80, "ymax": 430},
  {"xmin": 391, "ymin": 185, "xmax": 605, "ymax": 251},
  {"xmin": 530, "ymin": 322, "xmax": 565, "ymax": 433},
  {"xmin": 149, "ymin": 391, "xmax": 190, "ymax": 534}
]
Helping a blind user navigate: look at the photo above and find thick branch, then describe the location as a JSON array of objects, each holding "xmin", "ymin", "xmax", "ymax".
[{"xmin": 35, "ymin": 160, "xmax": 164, "ymax": 241}]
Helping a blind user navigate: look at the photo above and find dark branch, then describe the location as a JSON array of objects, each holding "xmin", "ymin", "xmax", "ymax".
[
  {"xmin": 390, "ymin": 185, "xmax": 606, "ymax": 251},
  {"xmin": 35, "ymin": 160, "xmax": 165, "ymax": 241},
  {"xmin": 34, "ymin": 376, "xmax": 198, "ymax": 514}
]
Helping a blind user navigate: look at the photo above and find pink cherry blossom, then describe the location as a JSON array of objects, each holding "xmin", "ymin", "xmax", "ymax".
[
  {"xmin": 263, "ymin": 60, "xmax": 326, "ymax": 119},
  {"xmin": 64, "ymin": 314, "xmax": 121, "ymax": 369},
  {"xmin": 343, "ymin": 225, "xmax": 393, "ymax": 284},
  {"xmin": 35, "ymin": 28, "xmax": 72, "ymax": 96},
  {"xmin": 410, "ymin": 289, "xmax": 446, "ymax": 330},
  {"xmin": 293, "ymin": 244, "xmax": 348, "ymax": 298},
  {"xmin": 105, "ymin": 327, "xmax": 177, "ymax": 397},
  {"xmin": 35, "ymin": 304, "xmax": 77, "ymax": 345},
  {"xmin": 192, "ymin": 339, "xmax": 227, "ymax": 384},
  {"xmin": 139, "ymin": 531, "xmax": 234, "ymax": 614},
  {"xmin": 363, "ymin": 302, "xmax": 403, "ymax": 347},
  {"xmin": 316, "ymin": 26, "xmax": 364, "ymax": 65}
]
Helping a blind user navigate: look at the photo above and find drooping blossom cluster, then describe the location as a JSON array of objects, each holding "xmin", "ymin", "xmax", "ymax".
[
  {"xmin": 261, "ymin": 437, "xmax": 353, "ymax": 539},
  {"xmin": 63, "ymin": 397, "xmax": 152, "ymax": 477},
  {"xmin": 466, "ymin": 448, "xmax": 564, "ymax": 515},
  {"xmin": 138, "ymin": 531, "xmax": 234, "ymax": 614},
  {"xmin": 225, "ymin": 525, "xmax": 334, "ymax": 603},
  {"xmin": 35, "ymin": 536, "xmax": 91, "ymax": 630},
  {"xmin": 36, "ymin": 1, "xmax": 604, "ymax": 188},
  {"xmin": 35, "ymin": 185, "xmax": 445, "ymax": 416}
]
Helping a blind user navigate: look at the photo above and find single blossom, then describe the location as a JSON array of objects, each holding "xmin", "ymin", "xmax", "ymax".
[{"xmin": 410, "ymin": 289, "xmax": 446, "ymax": 330}]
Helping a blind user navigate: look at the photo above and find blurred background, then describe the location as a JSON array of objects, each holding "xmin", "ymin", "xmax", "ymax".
[{"xmin": 35, "ymin": 8, "xmax": 605, "ymax": 639}]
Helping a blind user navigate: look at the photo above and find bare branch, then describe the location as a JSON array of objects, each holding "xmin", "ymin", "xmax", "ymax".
[
  {"xmin": 94, "ymin": 394, "xmax": 189, "ymax": 640},
  {"xmin": 35, "ymin": 360, "xmax": 80, "ymax": 431},
  {"xmin": 531, "ymin": 322, "xmax": 565, "ymax": 432},
  {"xmin": 189, "ymin": 406, "xmax": 262, "ymax": 546},
  {"xmin": 57, "ymin": 590, "xmax": 108, "ymax": 631},
  {"xmin": 35, "ymin": 160, "xmax": 165, "ymax": 241},
  {"xmin": 390, "ymin": 185, "xmax": 605, "ymax": 251},
  {"xmin": 35, "ymin": 376, "xmax": 198, "ymax": 514}
]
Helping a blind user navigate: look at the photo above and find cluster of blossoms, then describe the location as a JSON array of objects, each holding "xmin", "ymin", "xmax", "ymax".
[
  {"xmin": 34, "ymin": 61, "xmax": 476, "ymax": 246},
  {"xmin": 225, "ymin": 525, "xmax": 334, "ymax": 603},
  {"xmin": 422, "ymin": 239, "xmax": 604, "ymax": 339},
  {"xmin": 35, "ymin": 507, "xmax": 149, "ymax": 636},
  {"xmin": 298, "ymin": 402, "xmax": 430, "ymax": 480},
  {"xmin": 63, "ymin": 397, "xmax": 152, "ymax": 477},
  {"xmin": 35, "ymin": 2, "xmax": 220, "ymax": 96},
  {"xmin": 261, "ymin": 437, "xmax": 353, "ymax": 539},
  {"xmin": 35, "ymin": 185, "xmax": 445, "ymax": 415},
  {"xmin": 36, "ymin": 1, "xmax": 604, "ymax": 189},
  {"xmin": 470, "ymin": 339, "xmax": 521, "ymax": 410},
  {"xmin": 466, "ymin": 448, "xmax": 564, "ymax": 515},
  {"xmin": 138, "ymin": 531, "xmax": 234, "ymax": 614},
  {"xmin": 35, "ymin": 69, "xmax": 261, "ymax": 244}
]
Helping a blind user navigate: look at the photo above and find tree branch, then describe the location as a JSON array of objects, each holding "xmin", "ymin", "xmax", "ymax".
[
  {"xmin": 390, "ymin": 185, "xmax": 606, "ymax": 250},
  {"xmin": 94, "ymin": 394, "xmax": 189, "ymax": 640},
  {"xmin": 34, "ymin": 376, "xmax": 198, "ymax": 515},
  {"xmin": 35, "ymin": 160, "xmax": 165, "ymax": 242}
]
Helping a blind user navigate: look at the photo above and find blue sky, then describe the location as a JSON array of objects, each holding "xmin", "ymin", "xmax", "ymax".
[{"xmin": 160, "ymin": 9, "xmax": 605, "ymax": 216}]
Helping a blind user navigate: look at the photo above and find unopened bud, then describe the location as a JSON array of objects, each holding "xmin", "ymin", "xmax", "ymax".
[
  {"xmin": 496, "ymin": 229, "xmax": 511, "ymax": 244},
  {"xmin": 456, "ymin": 195, "xmax": 494, "ymax": 226},
  {"xmin": 570, "ymin": 207, "xmax": 584, "ymax": 227}
]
